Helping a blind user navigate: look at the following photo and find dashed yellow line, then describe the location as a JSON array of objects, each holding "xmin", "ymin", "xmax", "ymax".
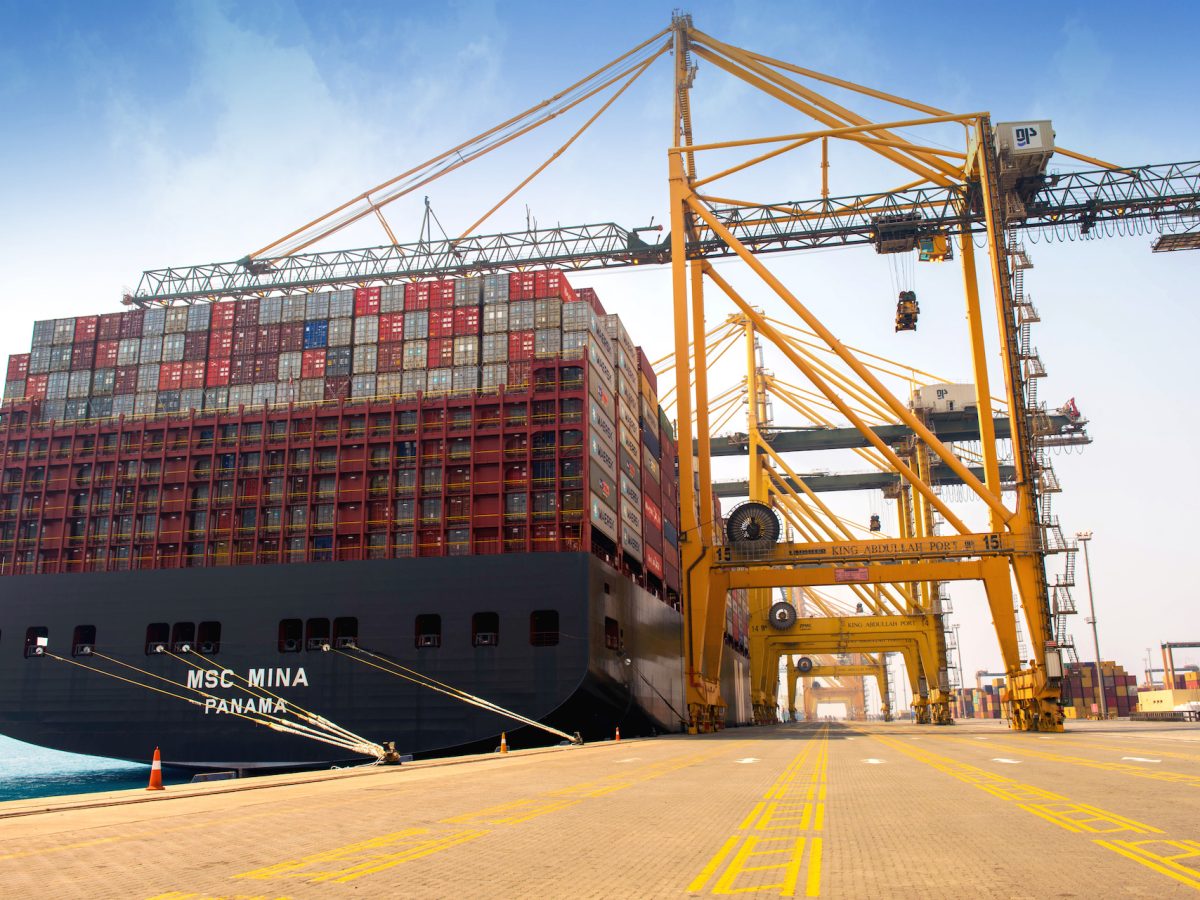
[
  {"xmin": 871, "ymin": 733, "xmax": 1200, "ymax": 891},
  {"xmin": 689, "ymin": 727, "xmax": 827, "ymax": 896}
]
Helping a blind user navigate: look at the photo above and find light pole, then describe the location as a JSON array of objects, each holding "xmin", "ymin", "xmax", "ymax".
[
  {"xmin": 953, "ymin": 624, "xmax": 965, "ymax": 692},
  {"xmin": 1076, "ymin": 530, "xmax": 1107, "ymax": 719}
]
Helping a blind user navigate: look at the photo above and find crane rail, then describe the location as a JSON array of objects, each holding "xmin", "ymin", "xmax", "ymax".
[{"xmin": 128, "ymin": 160, "xmax": 1200, "ymax": 306}]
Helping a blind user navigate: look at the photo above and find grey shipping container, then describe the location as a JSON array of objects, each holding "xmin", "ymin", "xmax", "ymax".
[
  {"xmin": 162, "ymin": 333, "xmax": 186, "ymax": 362},
  {"xmin": 455, "ymin": 278, "xmax": 483, "ymax": 306},
  {"xmin": 52, "ymin": 318, "xmax": 75, "ymax": 345},
  {"xmin": 29, "ymin": 347, "xmax": 51, "ymax": 374},
  {"xmin": 143, "ymin": 308, "xmax": 166, "ymax": 336},
  {"xmin": 187, "ymin": 304, "xmax": 212, "ymax": 331},
  {"xmin": 251, "ymin": 383, "xmax": 277, "ymax": 405},
  {"xmin": 3, "ymin": 380, "xmax": 24, "ymax": 400},
  {"xmin": 157, "ymin": 390, "xmax": 181, "ymax": 413},
  {"xmin": 117, "ymin": 339, "xmax": 140, "ymax": 366},
  {"xmin": 482, "ymin": 363, "xmax": 507, "ymax": 391},
  {"xmin": 508, "ymin": 300, "xmax": 534, "ymax": 331},
  {"xmin": 259, "ymin": 297, "xmax": 282, "ymax": 325},
  {"xmin": 452, "ymin": 366, "xmax": 479, "ymax": 393},
  {"xmin": 353, "ymin": 344, "xmax": 378, "ymax": 374},
  {"xmin": 403, "ymin": 310, "xmax": 429, "ymax": 340},
  {"xmin": 354, "ymin": 315, "xmax": 379, "ymax": 345},
  {"xmin": 41, "ymin": 399, "xmax": 67, "ymax": 422},
  {"xmin": 67, "ymin": 370, "xmax": 91, "ymax": 399},
  {"xmin": 482, "ymin": 305, "xmax": 508, "ymax": 334},
  {"xmin": 306, "ymin": 292, "xmax": 331, "ymax": 320},
  {"xmin": 92, "ymin": 368, "xmax": 116, "ymax": 396},
  {"xmin": 426, "ymin": 367, "xmax": 453, "ymax": 395},
  {"xmin": 534, "ymin": 329, "xmax": 561, "ymax": 358},
  {"xmin": 228, "ymin": 384, "xmax": 254, "ymax": 407},
  {"xmin": 165, "ymin": 307, "xmax": 189, "ymax": 334},
  {"xmin": 31, "ymin": 320, "xmax": 55, "ymax": 347},
  {"xmin": 180, "ymin": 388, "xmax": 204, "ymax": 411},
  {"xmin": 561, "ymin": 301, "xmax": 592, "ymax": 332},
  {"xmin": 139, "ymin": 337, "xmax": 163, "ymax": 364},
  {"xmin": 401, "ymin": 370, "xmax": 427, "ymax": 395},
  {"xmin": 282, "ymin": 295, "xmax": 308, "ymax": 322},
  {"xmin": 112, "ymin": 394, "xmax": 136, "ymax": 416},
  {"xmin": 482, "ymin": 274, "xmax": 509, "ymax": 303},
  {"xmin": 64, "ymin": 398, "xmax": 90, "ymax": 420},
  {"xmin": 134, "ymin": 392, "xmax": 157, "ymax": 415},
  {"xmin": 329, "ymin": 290, "xmax": 354, "ymax": 318},
  {"xmin": 534, "ymin": 298, "xmax": 562, "ymax": 329},
  {"xmin": 352, "ymin": 374, "xmax": 377, "ymax": 398},
  {"xmin": 88, "ymin": 396, "xmax": 113, "ymax": 418},
  {"xmin": 46, "ymin": 372, "xmax": 70, "ymax": 400},
  {"xmin": 299, "ymin": 378, "xmax": 324, "ymax": 402},
  {"xmin": 482, "ymin": 333, "xmax": 508, "ymax": 364},
  {"xmin": 203, "ymin": 387, "xmax": 230, "ymax": 410},
  {"xmin": 278, "ymin": 351, "xmax": 303, "ymax": 381},
  {"xmin": 49, "ymin": 346, "xmax": 72, "ymax": 372},
  {"xmin": 381, "ymin": 285, "xmax": 405, "ymax": 313},
  {"xmin": 403, "ymin": 341, "xmax": 427, "ymax": 370},
  {"xmin": 137, "ymin": 364, "xmax": 160, "ymax": 393},
  {"xmin": 328, "ymin": 317, "xmax": 353, "ymax": 347},
  {"xmin": 326, "ymin": 347, "xmax": 352, "ymax": 377},
  {"xmin": 377, "ymin": 372, "xmax": 405, "ymax": 396}
]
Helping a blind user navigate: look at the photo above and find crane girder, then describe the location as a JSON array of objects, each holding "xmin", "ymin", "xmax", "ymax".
[{"xmin": 126, "ymin": 161, "xmax": 1200, "ymax": 306}]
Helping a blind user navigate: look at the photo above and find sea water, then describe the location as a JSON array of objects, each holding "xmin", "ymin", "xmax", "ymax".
[{"xmin": 0, "ymin": 734, "xmax": 184, "ymax": 801}]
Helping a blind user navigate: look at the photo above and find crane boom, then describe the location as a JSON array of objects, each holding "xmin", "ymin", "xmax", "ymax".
[{"xmin": 127, "ymin": 159, "xmax": 1200, "ymax": 306}]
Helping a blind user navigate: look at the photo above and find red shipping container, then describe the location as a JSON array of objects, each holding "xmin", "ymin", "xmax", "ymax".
[
  {"xmin": 235, "ymin": 299, "xmax": 259, "ymax": 326},
  {"xmin": 507, "ymin": 361, "xmax": 532, "ymax": 388},
  {"xmin": 26, "ymin": 373, "xmax": 48, "ymax": 400},
  {"xmin": 644, "ymin": 544, "xmax": 664, "ymax": 578},
  {"xmin": 211, "ymin": 303, "xmax": 236, "ymax": 330},
  {"xmin": 7, "ymin": 354, "xmax": 29, "ymax": 381},
  {"xmin": 428, "ymin": 337, "xmax": 454, "ymax": 368},
  {"xmin": 232, "ymin": 327, "xmax": 257, "ymax": 356},
  {"xmin": 453, "ymin": 307, "xmax": 480, "ymax": 335},
  {"xmin": 354, "ymin": 287, "xmax": 381, "ymax": 316},
  {"xmin": 74, "ymin": 315, "xmax": 99, "ymax": 343},
  {"xmin": 230, "ymin": 356, "xmax": 254, "ymax": 385},
  {"xmin": 71, "ymin": 342, "xmax": 95, "ymax": 371},
  {"xmin": 575, "ymin": 287, "xmax": 606, "ymax": 317},
  {"xmin": 94, "ymin": 340, "xmax": 119, "ymax": 368},
  {"xmin": 509, "ymin": 272, "xmax": 535, "ymax": 300},
  {"xmin": 257, "ymin": 324, "xmax": 281, "ymax": 354},
  {"xmin": 181, "ymin": 360, "xmax": 206, "ymax": 389},
  {"xmin": 540, "ymin": 271, "xmax": 576, "ymax": 302},
  {"xmin": 378, "ymin": 343, "xmax": 404, "ymax": 373},
  {"xmin": 280, "ymin": 322, "xmax": 305, "ymax": 352},
  {"xmin": 206, "ymin": 358, "xmax": 231, "ymax": 387},
  {"xmin": 209, "ymin": 329, "xmax": 233, "ymax": 358},
  {"xmin": 429, "ymin": 309, "xmax": 455, "ymax": 338},
  {"xmin": 184, "ymin": 332, "xmax": 207, "ymax": 361},
  {"xmin": 115, "ymin": 366, "xmax": 139, "ymax": 394},
  {"xmin": 97, "ymin": 313, "xmax": 123, "ymax": 340},
  {"xmin": 508, "ymin": 330, "xmax": 535, "ymax": 361},
  {"xmin": 254, "ymin": 353, "xmax": 278, "ymax": 382},
  {"xmin": 158, "ymin": 362, "xmax": 183, "ymax": 391},
  {"xmin": 301, "ymin": 349, "xmax": 326, "ymax": 379},
  {"xmin": 118, "ymin": 309, "xmax": 144, "ymax": 338},
  {"xmin": 324, "ymin": 375, "xmax": 351, "ymax": 400},
  {"xmin": 404, "ymin": 282, "xmax": 431, "ymax": 310},
  {"xmin": 430, "ymin": 280, "xmax": 455, "ymax": 309},
  {"xmin": 380, "ymin": 312, "xmax": 405, "ymax": 343}
]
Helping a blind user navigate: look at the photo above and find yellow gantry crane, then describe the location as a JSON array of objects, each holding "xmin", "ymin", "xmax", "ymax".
[{"xmin": 130, "ymin": 14, "xmax": 1199, "ymax": 735}]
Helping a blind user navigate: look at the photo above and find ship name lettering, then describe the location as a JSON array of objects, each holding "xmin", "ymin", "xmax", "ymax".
[
  {"xmin": 203, "ymin": 697, "xmax": 287, "ymax": 716},
  {"xmin": 247, "ymin": 667, "xmax": 309, "ymax": 688},
  {"xmin": 187, "ymin": 669, "xmax": 235, "ymax": 690}
]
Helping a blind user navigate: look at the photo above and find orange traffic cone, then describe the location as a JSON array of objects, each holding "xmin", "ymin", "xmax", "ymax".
[
  {"xmin": 499, "ymin": 732, "xmax": 508, "ymax": 754},
  {"xmin": 615, "ymin": 726, "xmax": 621, "ymax": 742},
  {"xmin": 146, "ymin": 746, "xmax": 165, "ymax": 791}
]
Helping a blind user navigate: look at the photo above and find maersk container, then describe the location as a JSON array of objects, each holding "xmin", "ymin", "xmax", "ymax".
[
  {"xmin": 306, "ymin": 292, "xmax": 331, "ymax": 320},
  {"xmin": 620, "ymin": 518, "xmax": 644, "ymax": 562},
  {"xmin": 354, "ymin": 315, "xmax": 378, "ymax": 345},
  {"xmin": 589, "ymin": 493, "xmax": 618, "ymax": 541},
  {"xmin": 303, "ymin": 320, "xmax": 328, "ymax": 349},
  {"xmin": 143, "ymin": 308, "xmax": 166, "ymax": 336}
]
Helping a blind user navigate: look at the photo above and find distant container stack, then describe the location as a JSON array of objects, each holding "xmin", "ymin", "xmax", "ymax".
[
  {"xmin": 0, "ymin": 270, "xmax": 684, "ymax": 609},
  {"xmin": 1060, "ymin": 661, "xmax": 1138, "ymax": 719},
  {"xmin": 951, "ymin": 683, "xmax": 1005, "ymax": 720}
]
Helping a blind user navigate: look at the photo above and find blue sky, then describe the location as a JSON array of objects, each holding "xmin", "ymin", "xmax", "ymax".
[{"xmin": 2, "ymin": 0, "xmax": 1198, "ymax": 689}]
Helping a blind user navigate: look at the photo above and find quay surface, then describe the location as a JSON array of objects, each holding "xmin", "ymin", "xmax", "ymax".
[{"xmin": 1, "ymin": 719, "xmax": 1199, "ymax": 898}]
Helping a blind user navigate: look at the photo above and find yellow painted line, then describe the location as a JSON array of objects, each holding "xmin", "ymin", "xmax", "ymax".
[
  {"xmin": 1095, "ymin": 839, "xmax": 1200, "ymax": 890},
  {"xmin": 688, "ymin": 836, "xmax": 741, "ymax": 893},
  {"xmin": 806, "ymin": 836, "xmax": 823, "ymax": 897}
]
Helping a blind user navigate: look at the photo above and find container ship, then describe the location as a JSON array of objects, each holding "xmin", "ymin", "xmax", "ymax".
[{"xmin": 0, "ymin": 270, "xmax": 751, "ymax": 769}]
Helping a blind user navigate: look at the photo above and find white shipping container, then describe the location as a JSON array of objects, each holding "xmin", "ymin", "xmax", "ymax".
[
  {"xmin": 281, "ymin": 295, "xmax": 307, "ymax": 322},
  {"xmin": 165, "ymin": 307, "xmax": 189, "ymax": 334},
  {"xmin": 352, "ymin": 374, "xmax": 377, "ymax": 398},
  {"xmin": 353, "ymin": 344, "xmax": 378, "ymax": 374},
  {"xmin": 139, "ymin": 337, "xmax": 163, "ymax": 364},
  {"xmin": 117, "ymin": 339, "xmax": 140, "ymax": 366},
  {"xmin": 143, "ymin": 308, "xmax": 166, "ymax": 336},
  {"xmin": 137, "ymin": 364, "xmax": 160, "ymax": 393},
  {"xmin": 452, "ymin": 366, "xmax": 478, "ymax": 392},
  {"xmin": 453, "ymin": 336, "xmax": 479, "ymax": 367},
  {"xmin": 534, "ymin": 298, "xmax": 562, "ymax": 329},
  {"xmin": 329, "ymin": 290, "xmax": 354, "ymax": 317},
  {"xmin": 67, "ymin": 370, "xmax": 91, "ymax": 399},
  {"xmin": 278, "ymin": 351, "xmax": 303, "ymax": 381},
  {"xmin": 426, "ymin": 367, "xmax": 453, "ymax": 395},
  {"xmin": 403, "ymin": 340, "xmax": 427, "ymax": 370},
  {"xmin": 381, "ymin": 284, "xmax": 405, "ymax": 313},
  {"xmin": 482, "ymin": 305, "xmax": 508, "ymax": 334},
  {"xmin": 162, "ymin": 332, "xmax": 186, "ymax": 362},
  {"xmin": 377, "ymin": 372, "xmax": 405, "ymax": 396},
  {"xmin": 481, "ymin": 363, "xmax": 507, "ymax": 391},
  {"xmin": 402, "ymin": 370, "xmax": 427, "ymax": 394},
  {"xmin": 328, "ymin": 317, "xmax": 353, "ymax": 347},
  {"xmin": 354, "ymin": 315, "xmax": 379, "ymax": 345},
  {"xmin": 455, "ymin": 278, "xmax": 482, "ymax": 306},
  {"xmin": 509, "ymin": 300, "xmax": 534, "ymax": 331},
  {"xmin": 534, "ymin": 329, "xmax": 561, "ymax": 358},
  {"xmin": 259, "ymin": 297, "xmax": 282, "ymax": 325}
]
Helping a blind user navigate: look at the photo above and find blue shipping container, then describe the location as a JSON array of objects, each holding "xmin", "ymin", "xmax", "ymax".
[{"xmin": 304, "ymin": 320, "xmax": 329, "ymax": 349}]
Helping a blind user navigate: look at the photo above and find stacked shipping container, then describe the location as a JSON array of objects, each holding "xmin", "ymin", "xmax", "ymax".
[
  {"xmin": 1059, "ymin": 661, "xmax": 1138, "ymax": 719},
  {"xmin": 0, "ymin": 272, "xmax": 685, "ymax": 609}
]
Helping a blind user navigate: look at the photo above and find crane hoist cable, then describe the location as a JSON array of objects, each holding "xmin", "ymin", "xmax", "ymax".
[
  {"xmin": 41, "ymin": 649, "xmax": 382, "ymax": 759},
  {"xmin": 335, "ymin": 646, "xmax": 581, "ymax": 745}
]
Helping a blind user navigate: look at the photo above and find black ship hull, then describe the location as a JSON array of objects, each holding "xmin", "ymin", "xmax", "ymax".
[{"xmin": 0, "ymin": 553, "xmax": 745, "ymax": 769}]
